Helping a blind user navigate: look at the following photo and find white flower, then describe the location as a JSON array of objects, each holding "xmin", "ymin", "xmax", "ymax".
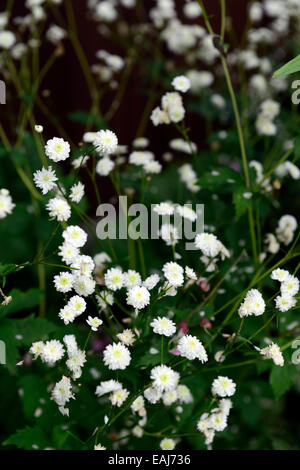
[
  {"xmin": 66, "ymin": 349, "xmax": 86, "ymax": 379},
  {"xmin": 280, "ymin": 275, "xmax": 299, "ymax": 297},
  {"xmin": 103, "ymin": 343, "xmax": 131, "ymax": 370},
  {"xmin": 177, "ymin": 385, "xmax": 193, "ymax": 404},
  {"xmin": 209, "ymin": 412, "xmax": 227, "ymax": 432},
  {"xmin": 67, "ymin": 295, "xmax": 86, "ymax": 315},
  {"xmin": 163, "ymin": 389, "xmax": 178, "ymax": 406},
  {"xmin": 150, "ymin": 365, "xmax": 179, "ymax": 392},
  {"xmin": 150, "ymin": 316, "xmax": 176, "ymax": 337},
  {"xmin": 0, "ymin": 189, "xmax": 15, "ymax": 219},
  {"xmin": 124, "ymin": 270, "xmax": 142, "ymax": 289},
  {"xmin": 58, "ymin": 242, "xmax": 80, "ymax": 265},
  {"xmin": 160, "ymin": 224, "xmax": 180, "ymax": 246},
  {"xmin": 34, "ymin": 166, "xmax": 58, "ymax": 194},
  {"xmin": 129, "ymin": 151, "xmax": 154, "ymax": 166},
  {"xmin": 132, "ymin": 426, "xmax": 144, "ymax": 438},
  {"xmin": 185, "ymin": 266, "xmax": 197, "ymax": 280},
  {"xmin": 153, "ymin": 202, "xmax": 174, "ymax": 216},
  {"xmin": 163, "ymin": 262, "xmax": 184, "ymax": 287},
  {"xmin": 73, "ymin": 275, "xmax": 96, "ymax": 297},
  {"xmin": 143, "ymin": 160, "xmax": 162, "ymax": 174},
  {"xmin": 63, "ymin": 225, "xmax": 87, "ymax": 248},
  {"xmin": 93, "ymin": 130, "xmax": 118, "ymax": 155},
  {"xmin": 63, "ymin": 335, "xmax": 79, "ymax": 356},
  {"xmin": 109, "ymin": 388, "xmax": 129, "ymax": 407},
  {"xmin": 71, "ymin": 255, "xmax": 95, "ymax": 276},
  {"xmin": 46, "ymin": 197, "xmax": 71, "ymax": 221},
  {"xmin": 46, "ymin": 24, "xmax": 66, "ymax": 44},
  {"xmin": 51, "ymin": 376, "xmax": 74, "ymax": 408},
  {"xmin": 126, "ymin": 286, "xmax": 150, "ymax": 310},
  {"xmin": 105, "ymin": 267, "xmax": 124, "ymax": 291},
  {"xmin": 30, "ymin": 341, "xmax": 44, "ymax": 358},
  {"xmin": 143, "ymin": 274, "xmax": 160, "ymax": 290},
  {"xmin": 40, "ymin": 340, "xmax": 65, "ymax": 365},
  {"xmin": 238, "ymin": 289, "xmax": 265, "ymax": 317},
  {"xmin": 260, "ymin": 99, "xmax": 280, "ymax": 120},
  {"xmin": 54, "ymin": 272, "xmax": 74, "ymax": 293},
  {"xmin": 131, "ymin": 396, "xmax": 145, "ymax": 412},
  {"xmin": 144, "ymin": 386, "xmax": 162, "ymax": 404},
  {"xmin": 177, "ymin": 335, "xmax": 208, "ymax": 362},
  {"xmin": 160, "ymin": 438, "xmax": 176, "ymax": 450},
  {"xmin": 195, "ymin": 233, "xmax": 223, "ymax": 258},
  {"xmin": 59, "ymin": 305, "xmax": 77, "ymax": 325},
  {"xmin": 72, "ymin": 155, "xmax": 90, "ymax": 169},
  {"xmin": 96, "ymin": 380, "xmax": 122, "ymax": 397},
  {"xmin": 87, "ymin": 316, "xmax": 103, "ymax": 331},
  {"xmin": 176, "ymin": 205, "xmax": 197, "ymax": 222},
  {"xmin": 0, "ymin": 30, "xmax": 16, "ymax": 49},
  {"xmin": 70, "ymin": 182, "xmax": 85, "ymax": 203},
  {"xmin": 96, "ymin": 157, "xmax": 115, "ymax": 176},
  {"xmin": 275, "ymin": 295, "xmax": 297, "ymax": 312},
  {"xmin": 94, "ymin": 252, "xmax": 112, "ymax": 267},
  {"xmin": 259, "ymin": 342, "xmax": 284, "ymax": 367},
  {"xmin": 45, "ymin": 137, "xmax": 70, "ymax": 162},
  {"xmin": 211, "ymin": 376, "xmax": 236, "ymax": 397},
  {"xmin": 172, "ymin": 75, "xmax": 191, "ymax": 93},
  {"xmin": 151, "ymin": 107, "xmax": 170, "ymax": 126},
  {"xmin": 117, "ymin": 329, "xmax": 136, "ymax": 346},
  {"xmin": 94, "ymin": 444, "xmax": 106, "ymax": 450}
]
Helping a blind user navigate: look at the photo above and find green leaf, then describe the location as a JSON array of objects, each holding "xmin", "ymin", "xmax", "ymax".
[
  {"xmin": 269, "ymin": 363, "xmax": 297, "ymax": 400},
  {"xmin": 0, "ymin": 288, "xmax": 42, "ymax": 318},
  {"xmin": 18, "ymin": 375, "xmax": 48, "ymax": 420},
  {"xmin": 198, "ymin": 167, "xmax": 241, "ymax": 192},
  {"xmin": 16, "ymin": 314, "xmax": 57, "ymax": 345},
  {"xmin": 233, "ymin": 186, "xmax": 252, "ymax": 219},
  {"xmin": 273, "ymin": 54, "xmax": 300, "ymax": 78},
  {"xmin": 3, "ymin": 426, "xmax": 50, "ymax": 450}
]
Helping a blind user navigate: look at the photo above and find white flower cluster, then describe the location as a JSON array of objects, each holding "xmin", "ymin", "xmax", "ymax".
[
  {"xmin": 0, "ymin": 188, "xmax": 15, "ymax": 219},
  {"xmin": 195, "ymin": 232, "xmax": 230, "ymax": 272},
  {"xmin": 178, "ymin": 163, "xmax": 199, "ymax": 193},
  {"xmin": 258, "ymin": 341, "xmax": 284, "ymax": 367},
  {"xmin": 151, "ymin": 92, "xmax": 185, "ymax": 126},
  {"xmin": 51, "ymin": 376, "xmax": 74, "ymax": 417},
  {"xmin": 271, "ymin": 268, "xmax": 299, "ymax": 312},
  {"xmin": 256, "ymin": 99, "xmax": 280, "ymax": 136},
  {"xmin": 238, "ymin": 289, "xmax": 266, "ymax": 318},
  {"xmin": 96, "ymin": 379, "xmax": 129, "ymax": 408},
  {"xmin": 276, "ymin": 215, "xmax": 298, "ymax": 246},
  {"xmin": 197, "ymin": 396, "xmax": 233, "ymax": 446},
  {"xmin": 177, "ymin": 335, "xmax": 208, "ymax": 363}
]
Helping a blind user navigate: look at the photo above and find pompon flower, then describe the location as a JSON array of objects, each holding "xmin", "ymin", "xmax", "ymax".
[
  {"xmin": 126, "ymin": 286, "xmax": 150, "ymax": 310},
  {"xmin": 40, "ymin": 340, "xmax": 65, "ymax": 365},
  {"xmin": 33, "ymin": 166, "xmax": 58, "ymax": 194},
  {"xmin": 177, "ymin": 335, "xmax": 208, "ymax": 362},
  {"xmin": 172, "ymin": 75, "xmax": 191, "ymax": 93},
  {"xmin": 86, "ymin": 316, "xmax": 103, "ymax": 331},
  {"xmin": 259, "ymin": 342, "xmax": 284, "ymax": 367},
  {"xmin": 95, "ymin": 380, "xmax": 122, "ymax": 397},
  {"xmin": 211, "ymin": 376, "xmax": 236, "ymax": 397},
  {"xmin": 150, "ymin": 316, "xmax": 176, "ymax": 337},
  {"xmin": 163, "ymin": 262, "xmax": 184, "ymax": 287},
  {"xmin": 0, "ymin": 189, "xmax": 15, "ymax": 219},
  {"xmin": 103, "ymin": 343, "xmax": 131, "ymax": 370},
  {"xmin": 238, "ymin": 289, "xmax": 265, "ymax": 317},
  {"xmin": 62, "ymin": 225, "xmax": 88, "ymax": 248},
  {"xmin": 70, "ymin": 182, "xmax": 85, "ymax": 203},
  {"xmin": 160, "ymin": 438, "xmax": 176, "ymax": 450},
  {"xmin": 53, "ymin": 271, "xmax": 74, "ymax": 293},
  {"xmin": 45, "ymin": 137, "xmax": 70, "ymax": 162},
  {"xmin": 46, "ymin": 197, "xmax": 71, "ymax": 222},
  {"xmin": 150, "ymin": 365, "xmax": 179, "ymax": 392},
  {"xmin": 109, "ymin": 388, "xmax": 129, "ymax": 407},
  {"xmin": 104, "ymin": 267, "xmax": 124, "ymax": 291},
  {"xmin": 93, "ymin": 129, "xmax": 118, "ymax": 155}
]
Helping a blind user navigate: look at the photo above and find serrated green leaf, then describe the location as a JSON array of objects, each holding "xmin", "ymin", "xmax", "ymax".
[
  {"xmin": 273, "ymin": 54, "xmax": 300, "ymax": 78},
  {"xmin": 0, "ymin": 263, "xmax": 27, "ymax": 277},
  {"xmin": 269, "ymin": 363, "xmax": 297, "ymax": 400},
  {"xmin": 3, "ymin": 426, "xmax": 50, "ymax": 450}
]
